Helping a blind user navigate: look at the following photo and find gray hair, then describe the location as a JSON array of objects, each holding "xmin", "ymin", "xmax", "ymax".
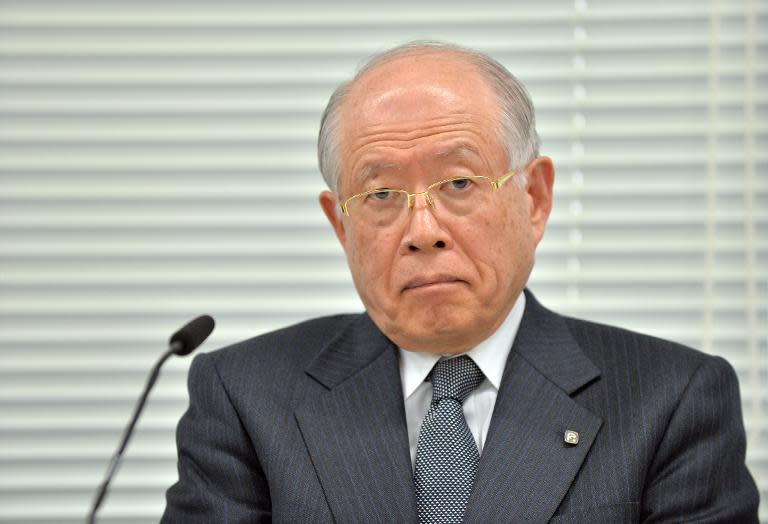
[{"xmin": 317, "ymin": 41, "xmax": 539, "ymax": 193}]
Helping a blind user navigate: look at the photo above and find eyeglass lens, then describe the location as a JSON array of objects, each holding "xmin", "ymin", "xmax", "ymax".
[{"xmin": 348, "ymin": 178, "xmax": 495, "ymax": 227}]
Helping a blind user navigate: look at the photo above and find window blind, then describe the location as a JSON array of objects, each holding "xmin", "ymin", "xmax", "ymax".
[{"xmin": 0, "ymin": 1, "xmax": 765, "ymax": 522}]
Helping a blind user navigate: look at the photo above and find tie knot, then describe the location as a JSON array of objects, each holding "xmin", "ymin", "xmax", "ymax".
[{"xmin": 429, "ymin": 355, "xmax": 484, "ymax": 405}]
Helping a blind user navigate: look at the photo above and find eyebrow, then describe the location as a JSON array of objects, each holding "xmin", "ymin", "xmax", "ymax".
[
  {"xmin": 434, "ymin": 144, "xmax": 483, "ymax": 162},
  {"xmin": 356, "ymin": 161, "xmax": 401, "ymax": 182},
  {"xmin": 355, "ymin": 144, "xmax": 482, "ymax": 182}
]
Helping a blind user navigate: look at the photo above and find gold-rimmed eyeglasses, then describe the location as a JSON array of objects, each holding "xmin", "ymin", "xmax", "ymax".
[{"xmin": 339, "ymin": 171, "xmax": 517, "ymax": 228}]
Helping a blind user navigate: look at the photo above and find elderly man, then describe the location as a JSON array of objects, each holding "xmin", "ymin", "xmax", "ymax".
[{"xmin": 162, "ymin": 42, "xmax": 758, "ymax": 522}]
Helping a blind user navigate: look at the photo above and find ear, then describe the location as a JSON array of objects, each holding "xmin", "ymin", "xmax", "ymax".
[
  {"xmin": 319, "ymin": 190, "xmax": 348, "ymax": 248},
  {"xmin": 525, "ymin": 156, "xmax": 555, "ymax": 245}
]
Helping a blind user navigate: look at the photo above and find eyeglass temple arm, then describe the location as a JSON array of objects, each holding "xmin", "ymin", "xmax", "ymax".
[{"xmin": 492, "ymin": 171, "xmax": 516, "ymax": 189}]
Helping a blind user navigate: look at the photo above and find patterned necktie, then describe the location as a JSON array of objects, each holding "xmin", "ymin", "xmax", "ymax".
[{"xmin": 414, "ymin": 355, "xmax": 485, "ymax": 524}]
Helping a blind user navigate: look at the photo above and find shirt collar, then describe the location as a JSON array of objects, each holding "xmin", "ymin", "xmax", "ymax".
[{"xmin": 398, "ymin": 292, "xmax": 526, "ymax": 400}]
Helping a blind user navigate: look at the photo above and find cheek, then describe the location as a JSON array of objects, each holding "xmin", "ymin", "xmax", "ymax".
[
  {"xmin": 470, "ymin": 207, "xmax": 531, "ymax": 286},
  {"xmin": 345, "ymin": 228, "xmax": 399, "ymax": 290}
]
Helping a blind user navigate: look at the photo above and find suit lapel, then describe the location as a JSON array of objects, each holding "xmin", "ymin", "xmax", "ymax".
[
  {"xmin": 464, "ymin": 291, "xmax": 603, "ymax": 523},
  {"xmin": 295, "ymin": 292, "xmax": 602, "ymax": 523},
  {"xmin": 294, "ymin": 314, "xmax": 418, "ymax": 523}
]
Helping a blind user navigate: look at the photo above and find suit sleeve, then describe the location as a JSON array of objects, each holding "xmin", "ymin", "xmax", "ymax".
[
  {"xmin": 161, "ymin": 352, "xmax": 271, "ymax": 523},
  {"xmin": 642, "ymin": 355, "xmax": 759, "ymax": 523}
]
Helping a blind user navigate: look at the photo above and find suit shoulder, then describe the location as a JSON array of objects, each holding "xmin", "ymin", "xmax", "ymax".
[
  {"xmin": 560, "ymin": 314, "xmax": 743, "ymax": 431},
  {"xmin": 200, "ymin": 313, "xmax": 361, "ymax": 374},
  {"xmin": 562, "ymin": 314, "xmax": 722, "ymax": 373}
]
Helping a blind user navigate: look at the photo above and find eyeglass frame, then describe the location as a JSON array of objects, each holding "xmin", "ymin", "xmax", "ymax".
[{"xmin": 338, "ymin": 170, "xmax": 518, "ymax": 217}]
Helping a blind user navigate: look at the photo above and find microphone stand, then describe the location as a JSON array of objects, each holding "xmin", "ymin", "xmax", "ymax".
[
  {"xmin": 86, "ymin": 345, "xmax": 179, "ymax": 523},
  {"xmin": 86, "ymin": 314, "xmax": 212, "ymax": 523}
]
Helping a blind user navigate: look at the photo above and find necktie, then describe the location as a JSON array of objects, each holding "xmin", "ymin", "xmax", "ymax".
[{"xmin": 414, "ymin": 356, "xmax": 485, "ymax": 524}]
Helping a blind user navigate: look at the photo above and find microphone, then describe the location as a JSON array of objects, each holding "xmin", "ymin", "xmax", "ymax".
[
  {"xmin": 87, "ymin": 315, "xmax": 215, "ymax": 524},
  {"xmin": 169, "ymin": 314, "xmax": 215, "ymax": 356}
]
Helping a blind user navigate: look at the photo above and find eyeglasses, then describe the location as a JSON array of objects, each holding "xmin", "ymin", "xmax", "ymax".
[{"xmin": 339, "ymin": 171, "xmax": 517, "ymax": 228}]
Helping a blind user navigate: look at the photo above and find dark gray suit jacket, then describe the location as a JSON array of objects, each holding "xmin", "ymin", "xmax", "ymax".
[{"xmin": 162, "ymin": 290, "xmax": 759, "ymax": 522}]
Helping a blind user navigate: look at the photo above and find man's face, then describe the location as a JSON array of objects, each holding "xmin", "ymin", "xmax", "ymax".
[{"xmin": 320, "ymin": 52, "xmax": 553, "ymax": 354}]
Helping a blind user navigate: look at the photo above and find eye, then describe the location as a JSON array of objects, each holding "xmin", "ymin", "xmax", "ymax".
[
  {"xmin": 370, "ymin": 190, "xmax": 392, "ymax": 200},
  {"xmin": 447, "ymin": 178, "xmax": 473, "ymax": 190}
]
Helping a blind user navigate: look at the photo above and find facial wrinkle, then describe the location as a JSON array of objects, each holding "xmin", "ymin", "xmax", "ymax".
[
  {"xmin": 349, "ymin": 131, "xmax": 500, "ymax": 184},
  {"xmin": 353, "ymin": 123, "xmax": 477, "ymax": 149}
]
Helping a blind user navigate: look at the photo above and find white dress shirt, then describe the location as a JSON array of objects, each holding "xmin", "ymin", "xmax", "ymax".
[{"xmin": 398, "ymin": 292, "xmax": 526, "ymax": 469}]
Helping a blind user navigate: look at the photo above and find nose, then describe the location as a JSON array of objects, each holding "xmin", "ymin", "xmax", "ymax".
[{"xmin": 399, "ymin": 196, "xmax": 453, "ymax": 254}]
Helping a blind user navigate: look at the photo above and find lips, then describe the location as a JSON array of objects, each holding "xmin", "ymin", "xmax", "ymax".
[{"xmin": 403, "ymin": 274, "xmax": 464, "ymax": 291}]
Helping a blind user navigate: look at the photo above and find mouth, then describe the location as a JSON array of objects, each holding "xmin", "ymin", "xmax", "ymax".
[{"xmin": 403, "ymin": 274, "xmax": 465, "ymax": 292}]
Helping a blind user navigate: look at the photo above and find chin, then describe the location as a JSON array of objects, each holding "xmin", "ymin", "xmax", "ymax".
[{"xmin": 385, "ymin": 307, "xmax": 478, "ymax": 352}]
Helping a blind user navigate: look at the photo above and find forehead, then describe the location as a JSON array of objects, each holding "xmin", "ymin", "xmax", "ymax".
[
  {"xmin": 344, "ymin": 52, "xmax": 498, "ymax": 127},
  {"xmin": 355, "ymin": 141, "xmax": 484, "ymax": 180},
  {"xmin": 337, "ymin": 53, "xmax": 505, "ymax": 190}
]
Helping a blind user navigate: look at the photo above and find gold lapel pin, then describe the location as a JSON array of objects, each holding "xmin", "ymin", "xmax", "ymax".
[{"xmin": 564, "ymin": 430, "xmax": 579, "ymax": 445}]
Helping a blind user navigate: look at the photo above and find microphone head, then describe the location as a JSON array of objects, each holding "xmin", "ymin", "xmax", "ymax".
[{"xmin": 169, "ymin": 315, "xmax": 215, "ymax": 356}]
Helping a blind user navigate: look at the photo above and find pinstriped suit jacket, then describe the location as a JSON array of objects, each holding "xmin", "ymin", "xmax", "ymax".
[{"xmin": 162, "ymin": 290, "xmax": 759, "ymax": 522}]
